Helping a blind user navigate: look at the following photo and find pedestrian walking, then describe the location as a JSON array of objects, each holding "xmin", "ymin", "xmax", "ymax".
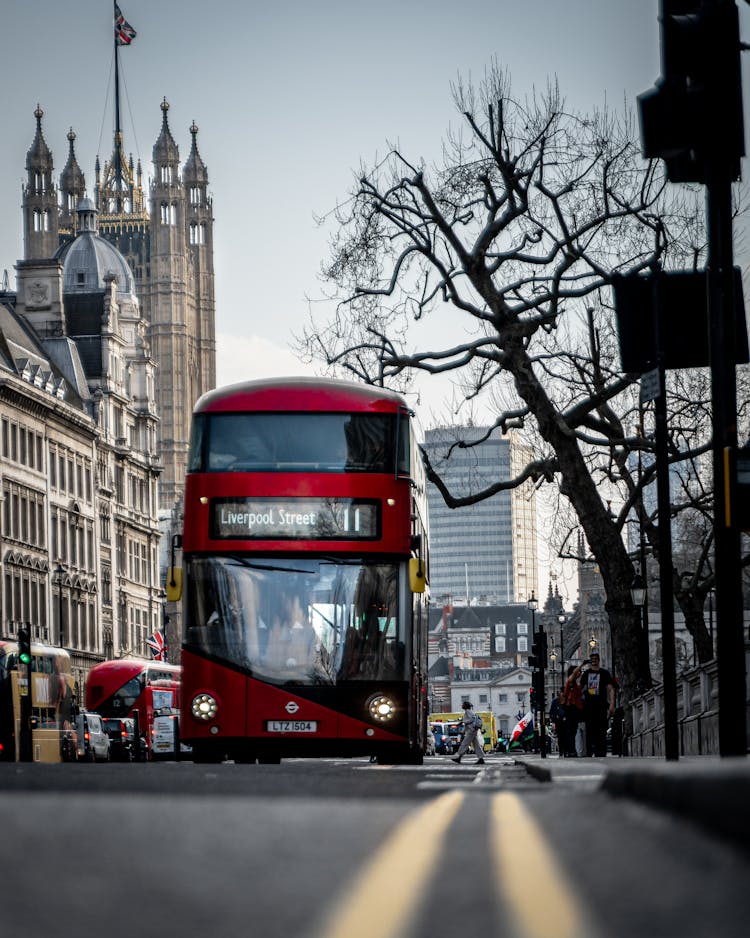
[
  {"xmin": 580, "ymin": 651, "xmax": 615, "ymax": 757},
  {"xmin": 549, "ymin": 690, "xmax": 566, "ymax": 755},
  {"xmin": 562, "ymin": 664, "xmax": 584, "ymax": 757},
  {"xmin": 451, "ymin": 701, "xmax": 485, "ymax": 764}
]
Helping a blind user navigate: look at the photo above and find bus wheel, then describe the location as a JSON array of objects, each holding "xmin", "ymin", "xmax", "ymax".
[
  {"xmin": 232, "ymin": 751, "xmax": 257, "ymax": 764},
  {"xmin": 191, "ymin": 746, "xmax": 224, "ymax": 764},
  {"xmin": 386, "ymin": 747, "xmax": 423, "ymax": 766}
]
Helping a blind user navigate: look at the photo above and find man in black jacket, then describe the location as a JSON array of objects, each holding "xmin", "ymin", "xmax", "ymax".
[{"xmin": 580, "ymin": 651, "xmax": 615, "ymax": 757}]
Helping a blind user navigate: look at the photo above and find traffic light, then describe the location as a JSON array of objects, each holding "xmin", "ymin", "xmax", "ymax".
[
  {"xmin": 528, "ymin": 630, "xmax": 548, "ymax": 670},
  {"xmin": 18, "ymin": 627, "xmax": 31, "ymax": 667},
  {"xmin": 529, "ymin": 686, "xmax": 536, "ymax": 711},
  {"xmin": 531, "ymin": 669, "xmax": 545, "ymax": 701},
  {"xmin": 638, "ymin": 0, "xmax": 744, "ymax": 182}
]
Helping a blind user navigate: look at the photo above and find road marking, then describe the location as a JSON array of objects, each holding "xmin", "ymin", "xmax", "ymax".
[
  {"xmin": 491, "ymin": 792, "xmax": 601, "ymax": 938},
  {"xmin": 317, "ymin": 789, "xmax": 464, "ymax": 938}
]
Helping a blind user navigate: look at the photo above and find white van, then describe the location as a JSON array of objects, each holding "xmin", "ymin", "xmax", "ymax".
[{"xmin": 75, "ymin": 712, "xmax": 111, "ymax": 762}]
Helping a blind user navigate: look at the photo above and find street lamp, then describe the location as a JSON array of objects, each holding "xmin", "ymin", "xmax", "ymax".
[
  {"xmin": 549, "ymin": 647, "xmax": 558, "ymax": 692},
  {"xmin": 630, "ymin": 574, "xmax": 646, "ymax": 608},
  {"xmin": 630, "ymin": 571, "xmax": 647, "ymax": 677},
  {"xmin": 54, "ymin": 564, "xmax": 67, "ymax": 648}
]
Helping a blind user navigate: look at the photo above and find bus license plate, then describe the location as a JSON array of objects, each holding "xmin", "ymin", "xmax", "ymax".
[{"xmin": 266, "ymin": 720, "xmax": 318, "ymax": 733}]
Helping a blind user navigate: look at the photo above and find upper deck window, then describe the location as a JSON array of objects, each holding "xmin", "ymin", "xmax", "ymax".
[{"xmin": 189, "ymin": 412, "xmax": 409, "ymax": 476}]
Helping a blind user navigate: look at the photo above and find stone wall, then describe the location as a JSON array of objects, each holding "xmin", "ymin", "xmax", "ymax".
[{"xmin": 627, "ymin": 643, "xmax": 750, "ymax": 755}]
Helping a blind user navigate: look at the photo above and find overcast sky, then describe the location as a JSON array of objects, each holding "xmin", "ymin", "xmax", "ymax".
[
  {"xmin": 1, "ymin": 0, "xmax": 668, "ymax": 391},
  {"xmin": 4, "ymin": 1, "xmax": 748, "ymax": 600}
]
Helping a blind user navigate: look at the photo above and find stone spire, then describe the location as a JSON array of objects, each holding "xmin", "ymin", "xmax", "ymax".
[
  {"xmin": 183, "ymin": 121, "xmax": 208, "ymax": 184},
  {"xmin": 59, "ymin": 128, "xmax": 87, "ymax": 237},
  {"xmin": 23, "ymin": 105, "xmax": 58, "ymax": 259},
  {"xmin": 152, "ymin": 98, "xmax": 180, "ymax": 171}
]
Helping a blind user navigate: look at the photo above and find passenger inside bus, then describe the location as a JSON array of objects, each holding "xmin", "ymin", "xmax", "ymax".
[
  {"xmin": 207, "ymin": 415, "xmax": 275, "ymax": 471},
  {"xmin": 266, "ymin": 589, "xmax": 317, "ymax": 676}
]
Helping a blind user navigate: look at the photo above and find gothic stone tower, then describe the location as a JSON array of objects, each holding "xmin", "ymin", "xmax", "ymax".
[{"xmin": 148, "ymin": 99, "xmax": 216, "ymax": 510}]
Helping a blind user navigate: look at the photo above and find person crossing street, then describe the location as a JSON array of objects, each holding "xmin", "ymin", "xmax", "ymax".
[{"xmin": 451, "ymin": 701, "xmax": 485, "ymax": 764}]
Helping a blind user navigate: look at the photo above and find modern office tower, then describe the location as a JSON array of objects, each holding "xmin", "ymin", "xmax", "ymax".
[{"xmin": 423, "ymin": 426, "xmax": 538, "ymax": 604}]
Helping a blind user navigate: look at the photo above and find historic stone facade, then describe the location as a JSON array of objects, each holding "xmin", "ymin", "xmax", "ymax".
[
  {"xmin": 1, "ymin": 196, "xmax": 163, "ymax": 697},
  {"xmin": 16, "ymin": 99, "xmax": 217, "ymax": 665},
  {"xmin": 23, "ymin": 102, "xmax": 216, "ymax": 516}
]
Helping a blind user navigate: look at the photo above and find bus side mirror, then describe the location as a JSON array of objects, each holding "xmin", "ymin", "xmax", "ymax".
[
  {"xmin": 166, "ymin": 568, "xmax": 183, "ymax": 602},
  {"xmin": 409, "ymin": 557, "xmax": 426, "ymax": 594}
]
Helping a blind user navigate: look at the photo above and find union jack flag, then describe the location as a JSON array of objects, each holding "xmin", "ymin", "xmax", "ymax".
[
  {"xmin": 115, "ymin": 4, "xmax": 137, "ymax": 46},
  {"xmin": 146, "ymin": 629, "xmax": 167, "ymax": 661}
]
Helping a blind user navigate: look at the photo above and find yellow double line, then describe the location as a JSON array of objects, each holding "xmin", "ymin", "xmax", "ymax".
[{"xmin": 318, "ymin": 790, "xmax": 599, "ymax": 938}]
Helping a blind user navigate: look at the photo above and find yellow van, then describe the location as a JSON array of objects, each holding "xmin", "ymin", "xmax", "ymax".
[{"xmin": 429, "ymin": 710, "xmax": 497, "ymax": 752}]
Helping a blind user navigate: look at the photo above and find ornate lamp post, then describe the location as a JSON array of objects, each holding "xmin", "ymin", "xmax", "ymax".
[
  {"xmin": 54, "ymin": 563, "xmax": 67, "ymax": 648},
  {"xmin": 549, "ymin": 648, "xmax": 558, "ymax": 692}
]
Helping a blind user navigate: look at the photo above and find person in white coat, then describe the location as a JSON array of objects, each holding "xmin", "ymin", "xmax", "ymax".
[{"xmin": 451, "ymin": 701, "xmax": 485, "ymax": 764}]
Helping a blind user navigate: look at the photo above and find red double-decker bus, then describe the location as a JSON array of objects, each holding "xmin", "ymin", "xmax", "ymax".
[
  {"xmin": 175, "ymin": 377, "xmax": 430, "ymax": 764},
  {"xmin": 85, "ymin": 659, "xmax": 181, "ymax": 758}
]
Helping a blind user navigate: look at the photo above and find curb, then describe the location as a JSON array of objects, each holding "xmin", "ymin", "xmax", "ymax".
[
  {"xmin": 515, "ymin": 756, "xmax": 750, "ymax": 852},
  {"xmin": 601, "ymin": 766, "xmax": 750, "ymax": 852},
  {"xmin": 513, "ymin": 759, "xmax": 551, "ymax": 783}
]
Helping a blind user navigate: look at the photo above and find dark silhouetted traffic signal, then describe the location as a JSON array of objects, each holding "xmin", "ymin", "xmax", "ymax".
[
  {"xmin": 528, "ymin": 630, "xmax": 548, "ymax": 670},
  {"xmin": 639, "ymin": 0, "xmax": 744, "ymax": 182},
  {"xmin": 531, "ymin": 670, "xmax": 545, "ymax": 700}
]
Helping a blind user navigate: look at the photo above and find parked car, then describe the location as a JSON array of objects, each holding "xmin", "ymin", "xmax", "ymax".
[
  {"xmin": 431, "ymin": 721, "xmax": 461, "ymax": 755},
  {"xmin": 101, "ymin": 717, "xmax": 139, "ymax": 762},
  {"xmin": 74, "ymin": 712, "xmax": 110, "ymax": 762},
  {"xmin": 426, "ymin": 726, "xmax": 436, "ymax": 756}
]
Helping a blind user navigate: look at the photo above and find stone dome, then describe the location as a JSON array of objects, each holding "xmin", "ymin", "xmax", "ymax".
[{"xmin": 55, "ymin": 198, "xmax": 136, "ymax": 299}]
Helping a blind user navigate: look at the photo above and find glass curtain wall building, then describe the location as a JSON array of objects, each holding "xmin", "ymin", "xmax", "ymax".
[{"xmin": 424, "ymin": 427, "xmax": 538, "ymax": 604}]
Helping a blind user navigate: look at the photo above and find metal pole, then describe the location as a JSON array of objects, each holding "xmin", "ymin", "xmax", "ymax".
[
  {"xmin": 653, "ymin": 273, "xmax": 679, "ymax": 761},
  {"xmin": 532, "ymin": 603, "xmax": 547, "ymax": 760},
  {"xmin": 706, "ymin": 153, "xmax": 747, "ymax": 756}
]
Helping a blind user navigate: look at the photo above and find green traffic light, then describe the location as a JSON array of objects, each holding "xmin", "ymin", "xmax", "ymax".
[{"xmin": 19, "ymin": 652, "xmax": 31, "ymax": 665}]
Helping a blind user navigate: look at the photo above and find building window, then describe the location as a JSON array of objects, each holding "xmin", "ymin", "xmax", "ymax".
[
  {"xmin": 494, "ymin": 637, "xmax": 506, "ymax": 653},
  {"xmin": 518, "ymin": 637, "xmax": 528, "ymax": 652},
  {"xmin": 517, "ymin": 622, "xmax": 528, "ymax": 635}
]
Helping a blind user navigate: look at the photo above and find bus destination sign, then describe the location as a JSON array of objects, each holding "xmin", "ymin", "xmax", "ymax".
[{"xmin": 211, "ymin": 497, "xmax": 380, "ymax": 540}]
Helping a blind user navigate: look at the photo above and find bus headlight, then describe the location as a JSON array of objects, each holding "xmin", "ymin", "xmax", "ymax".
[
  {"xmin": 367, "ymin": 695, "xmax": 396, "ymax": 722},
  {"xmin": 192, "ymin": 693, "xmax": 218, "ymax": 722}
]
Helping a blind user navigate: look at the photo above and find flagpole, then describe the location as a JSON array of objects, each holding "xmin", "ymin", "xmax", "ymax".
[{"xmin": 113, "ymin": 1, "xmax": 122, "ymax": 207}]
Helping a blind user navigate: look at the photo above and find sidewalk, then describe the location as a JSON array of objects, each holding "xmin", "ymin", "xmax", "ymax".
[{"xmin": 515, "ymin": 753, "xmax": 750, "ymax": 850}]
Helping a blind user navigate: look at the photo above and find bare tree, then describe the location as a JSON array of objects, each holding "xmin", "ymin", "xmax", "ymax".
[{"xmin": 299, "ymin": 66, "xmax": 737, "ymax": 705}]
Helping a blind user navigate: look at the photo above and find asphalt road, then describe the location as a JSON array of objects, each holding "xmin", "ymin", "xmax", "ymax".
[{"xmin": 2, "ymin": 755, "xmax": 748, "ymax": 938}]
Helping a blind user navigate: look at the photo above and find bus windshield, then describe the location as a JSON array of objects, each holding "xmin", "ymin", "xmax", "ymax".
[
  {"xmin": 184, "ymin": 556, "xmax": 407, "ymax": 685},
  {"xmin": 188, "ymin": 412, "xmax": 409, "ymax": 475}
]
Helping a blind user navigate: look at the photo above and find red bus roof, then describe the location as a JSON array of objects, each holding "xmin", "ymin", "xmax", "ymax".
[
  {"xmin": 194, "ymin": 377, "xmax": 408, "ymax": 415},
  {"xmin": 87, "ymin": 659, "xmax": 181, "ymax": 684}
]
